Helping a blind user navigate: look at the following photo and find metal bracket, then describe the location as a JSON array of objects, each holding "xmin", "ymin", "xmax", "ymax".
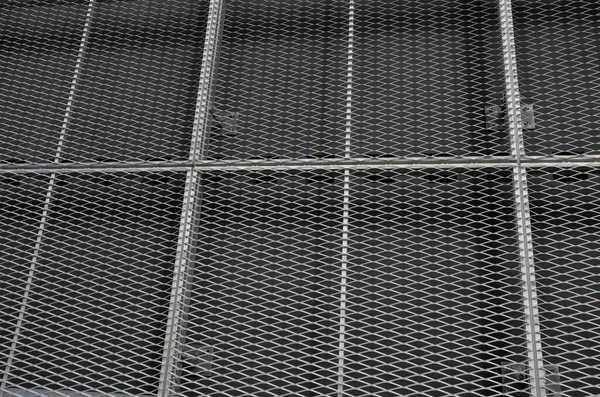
[
  {"xmin": 485, "ymin": 105, "xmax": 505, "ymax": 131},
  {"xmin": 181, "ymin": 344, "xmax": 213, "ymax": 376},
  {"xmin": 545, "ymin": 364, "xmax": 561, "ymax": 397},
  {"xmin": 502, "ymin": 363, "xmax": 561, "ymax": 397},
  {"xmin": 485, "ymin": 103, "xmax": 535, "ymax": 131},
  {"xmin": 521, "ymin": 103, "xmax": 535, "ymax": 130},
  {"xmin": 502, "ymin": 363, "xmax": 530, "ymax": 397},
  {"xmin": 211, "ymin": 109, "xmax": 239, "ymax": 136}
]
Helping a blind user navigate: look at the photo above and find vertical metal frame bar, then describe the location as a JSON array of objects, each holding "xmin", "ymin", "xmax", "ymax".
[
  {"xmin": 338, "ymin": 1, "xmax": 354, "ymax": 395},
  {"xmin": 0, "ymin": 1, "xmax": 97, "ymax": 393},
  {"xmin": 157, "ymin": 1, "xmax": 225, "ymax": 396},
  {"xmin": 189, "ymin": 0, "xmax": 226, "ymax": 164},
  {"xmin": 499, "ymin": 0, "xmax": 546, "ymax": 396}
]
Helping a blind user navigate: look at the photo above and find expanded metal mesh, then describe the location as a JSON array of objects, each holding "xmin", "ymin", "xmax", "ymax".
[
  {"xmin": 343, "ymin": 168, "xmax": 525, "ymax": 396},
  {"xmin": 165, "ymin": 168, "xmax": 530, "ymax": 397},
  {"xmin": 209, "ymin": 0, "xmax": 512, "ymax": 161},
  {"xmin": 0, "ymin": 174, "xmax": 49, "ymax": 362},
  {"xmin": 351, "ymin": 0, "xmax": 509, "ymax": 158},
  {"xmin": 1, "ymin": 171, "xmax": 186, "ymax": 396},
  {"xmin": 513, "ymin": 0, "xmax": 600, "ymax": 158},
  {"xmin": 0, "ymin": 0, "xmax": 208, "ymax": 165},
  {"xmin": 179, "ymin": 170, "xmax": 341, "ymax": 396},
  {"xmin": 0, "ymin": 1, "xmax": 90, "ymax": 164},
  {"xmin": 207, "ymin": 0, "xmax": 348, "ymax": 161},
  {"xmin": 528, "ymin": 167, "xmax": 600, "ymax": 397},
  {"xmin": 0, "ymin": 0, "xmax": 600, "ymax": 397}
]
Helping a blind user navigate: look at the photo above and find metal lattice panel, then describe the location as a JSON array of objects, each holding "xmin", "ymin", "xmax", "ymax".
[
  {"xmin": 0, "ymin": 1, "xmax": 91, "ymax": 164},
  {"xmin": 179, "ymin": 170, "xmax": 342, "ymax": 396},
  {"xmin": 61, "ymin": 0, "xmax": 208, "ymax": 163},
  {"xmin": 344, "ymin": 168, "xmax": 526, "ymax": 396},
  {"xmin": 0, "ymin": 0, "xmax": 209, "ymax": 166},
  {"xmin": 1, "ymin": 0, "xmax": 600, "ymax": 396},
  {"xmin": 528, "ymin": 167, "xmax": 600, "ymax": 397},
  {"xmin": 2, "ymin": 172, "xmax": 186, "ymax": 396},
  {"xmin": 0, "ymin": 175, "xmax": 49, "ymax": 365},
  {"xmin": 159, "ymin": 168, "xmax": 533, "ymax": 397},
  {"xmin": 351, "ymin": 0, "xmax": 509, "ymax": 158},
  {"xmin": 513, "ymin": 0, "xmax": 600, "ymax": 159},
  {"xmin": 207, "ymin": 0, "xmax": 348, "ymax": 161}
]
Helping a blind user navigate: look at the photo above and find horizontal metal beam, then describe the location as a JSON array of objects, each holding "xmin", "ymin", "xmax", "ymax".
[{"xmin": 2, "ymin": 155, "xmax": 600, "ymax": 174}]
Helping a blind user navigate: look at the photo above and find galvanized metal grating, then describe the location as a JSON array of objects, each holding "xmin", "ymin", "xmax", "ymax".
[
  {"xmin": 1, "ymin": 172, "xmax": 186, "ymax": 396},
  {"xmin": 207, "ymin": 0, "xmax": 349, "ymax": 161},
  {"xmin": 513, "ymin": 0, "xmax": 600, "ymax": 159},
  {"xmin": 351, "ymin": 0, "xmax": 510, "ymax": 159},
  {"xmin": 0, "ymin": 0, "xmax": 600, "ymax": 397},
  {"xmin": 178, "ymin": 170, "xmax": 342, "ymax": 396},
  {"xmin": 167, "ymin": 168, "xmax": 531, "ymax": 397},
  {"xmin": 528, "ymin": 167, "xmax": 600, "ymax": 397},
  {"xmin": 61, "ymin": 0, "xmax": 208, "ymax": 163},
  {"xmin": 0, "ymin": 174, "xmax": 50, "ymax": 367},
  {"xmin": 0, "ymin": 0, "xmax": 209, "ymax": 165},
  {"xmin": 343, "ymin": 168, "xmax": 525, "ymax": 396},
  {"xmin": 0, "ymin": 1, "xmax": 91, "ymax": 164}
]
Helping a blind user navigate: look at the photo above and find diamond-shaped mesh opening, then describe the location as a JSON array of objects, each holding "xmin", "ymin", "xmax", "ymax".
[
  {"xmin": 0, "ymin": 1, "xmax": 90, "ymax": 164},
  {"xmin": 513, "ymin": 1, "xmax": 600, "ymax": 158},
  {"xmin": 528, "ymin": 167, "xmax": 600, "ymax": 397},
  {"xmin": 2, "ymin": 171, "xmax": 186, "ymax": 396},
  {"xmin": 344, "ymin": 168, "xmax": 526, "ymax": 396},
  {"xmin": 179, "ymin": 170, "xmax": 342, "ymax": 396},
  {"xmin": 207, "ymin": 0, "xmax": 348, "ymax": 161},
  {"xmin": 351, "ymin": 0, "xmax": 509, "ymax": 159}
]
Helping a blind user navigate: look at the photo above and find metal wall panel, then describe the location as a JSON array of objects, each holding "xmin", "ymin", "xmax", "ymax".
[
  {"xmin": 352, "ymin": 0, "xmax": 509, "ymax": 158},
  {"xmin": 0, "ymin": 2, "xmax": 91, "ymax": 164},
  {"xmin": 207, "ymin": 0, "xmax": 348, "ymax": 161},
  {"xmin": 0, "ymin": 175, "xmax": 49, "ymax": 375},
  {"xmin": 513, "ymin": 0, "xmax": 600, "ymax": 158},
  {"xmin": 0, "ymin": 0, "xmax": 599, "ymax": 396},
  {"xmin": 60, "ymin": 0, "xmax": 208, "ymax": 163},
  {"xmin": 179, "ymin": 170, "xmax": 342, "ymax": 396},
  {"xmin": 344, "ymin": 168, "xmax": 525, "ymax": 396},
  {"xmin": 3, "ymin": 172, "xmax": 186, "ymax": 396},
  {"xmin": 528, "ymin": 167, "xmax": 600, "ymax": 397}
]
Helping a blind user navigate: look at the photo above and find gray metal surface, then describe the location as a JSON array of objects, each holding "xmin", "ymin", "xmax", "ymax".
[{"xmin": 0, "ymin": 0, "xmax": 599, "ymax": 397}]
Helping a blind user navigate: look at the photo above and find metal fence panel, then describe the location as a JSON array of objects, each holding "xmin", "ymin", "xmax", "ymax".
[
  {"xmin": 60, "ymin": 0, "xmax": 208, "ymax": 163},
  {"xmin": 0, "ymin": 0, "xmax": 600, "ymax": 396},
  {"xmin": 208, "ymin": 0, "xmax": 348, "ymax": 161},
  {"xmin": 177, "ymin": 170, "xmax": 342, "ymax": 396},
  {"xmin": 0, "ymin": 175, "xmax": 50, "ymax": 369},
  {"xmin": 0, "ymin": 2, "xmax": 91, "ymax": 164}
]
